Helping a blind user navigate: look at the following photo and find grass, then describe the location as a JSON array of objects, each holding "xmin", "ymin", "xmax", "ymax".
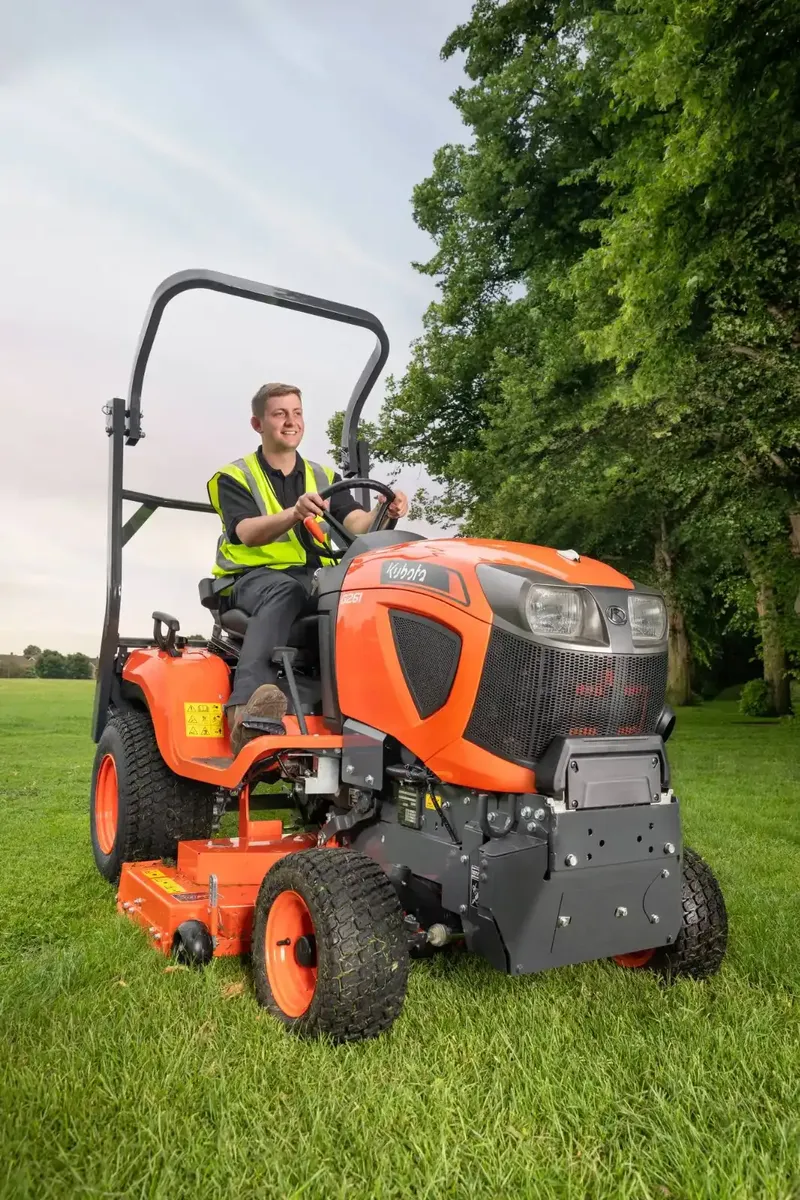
[{"xmin": 0, "ymin": 680, "xmax": 798, "ymax": 1200}]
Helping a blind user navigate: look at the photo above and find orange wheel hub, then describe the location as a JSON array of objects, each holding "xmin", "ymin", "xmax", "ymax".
[
  {"xmin": 95, "ymin": 754, "xmax": 119, "ymax": 856},
  {"xmin": 613, "ymin": 948, "xmax": 657, "ymax": 969},
  {"xmin": 265, "ymin": 890, "xmax": 317, "ymax": 1018}
]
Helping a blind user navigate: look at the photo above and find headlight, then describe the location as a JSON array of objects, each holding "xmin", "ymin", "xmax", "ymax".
[
  {"xmin": 524, "ymin": 585, "xmax": 587, "ymax": 640},
  {"xmin": 628, "ymin": 594, "xmax": 667, "ymax": 642}
]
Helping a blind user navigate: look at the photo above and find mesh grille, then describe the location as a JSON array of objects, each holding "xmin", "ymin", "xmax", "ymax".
[
  {"xmin": 390, "ymin": 611, "xmax": 461, "ymax": 719},
  {"xmin": 465, "ymin": 627, "xmax": 668, "ymax": 763}
]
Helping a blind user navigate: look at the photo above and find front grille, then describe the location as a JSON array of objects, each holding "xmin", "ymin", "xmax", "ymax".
[
  {"xmin": 390, "ymin": 611, "xmax": 461, "ymax": 719},
  {"xmin": 465, "ymin": 626, "xmax": 668, "ymax": 763}
]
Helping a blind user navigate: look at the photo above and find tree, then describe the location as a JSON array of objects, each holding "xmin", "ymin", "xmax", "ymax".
[
  {"xmin": 23, "ymin": 645, "xmax": 41, "ymax": 660},
  {"xmin": 64, "ymin": 653, "xmax": 93, "ymax": 680},
  {"xmin": 377, "ymin": 0, "xmax": 800, "ymax": 710},
  {"xmin": 36, "ymin": 650, "xmax": 68, "ymax": 679},
  {"xmin": 326, "ymin": 412, "xmax": 383, "ymax": 473}
]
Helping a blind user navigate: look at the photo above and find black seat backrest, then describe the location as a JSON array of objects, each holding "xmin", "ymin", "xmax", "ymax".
[{"xmin": 199, "ymin": 577, "xmax": 226, "ymax": 612}]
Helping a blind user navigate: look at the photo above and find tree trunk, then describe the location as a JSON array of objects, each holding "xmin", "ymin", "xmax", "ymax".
[
  {"xmin": 790, "ymin": 511, "xmax": 800, "ymax": 617},
  {"xmin": 655, "ymin": 518, "xmax": 693, "ymax": 707},
  {"xmin": 790, "ymin": 510, "xmax": 800, "ymax": 557},
  {"xmin": 747, "ymin": 553, "xmax": 792, "ymax": 715},
  {"xmin": 667, "ymin": 604, "xmax": 693, "ymax": 708}
]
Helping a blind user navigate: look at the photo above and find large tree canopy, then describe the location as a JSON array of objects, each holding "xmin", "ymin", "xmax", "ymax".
[{"xmin": 375, "ymin": 0, "xmax": 800, "ymax": 710}]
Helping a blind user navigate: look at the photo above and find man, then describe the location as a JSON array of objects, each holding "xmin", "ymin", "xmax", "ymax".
[{"xmin": 207, "ymin": 382, "xmax": 408, "ymax": 753}]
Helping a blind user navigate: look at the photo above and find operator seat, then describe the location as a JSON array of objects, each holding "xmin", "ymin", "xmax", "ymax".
[{"xmin": 197, "ymin": 578, "xmax": 319, "ymax": 668}]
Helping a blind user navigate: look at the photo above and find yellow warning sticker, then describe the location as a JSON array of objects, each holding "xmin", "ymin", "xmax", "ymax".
[
  {"xmin": 142, "ymin": 867, "xmax": 187, "ymax": 895},
  {"xmin": 425, "ymin": 792, "xmax": 439, "ymax": 811},
  {"xmin": 184, "ymin": 702, "xmax": 224, "ymax": 739}
]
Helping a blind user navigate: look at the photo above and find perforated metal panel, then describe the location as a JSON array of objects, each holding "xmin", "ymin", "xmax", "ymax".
[
  {"xmin": 389, "ymin": 611, "xmax": 461, "ymax": 719},
  {"xmin": 465, "ymin": 627, "xmax": 668, "ymax": 763}
]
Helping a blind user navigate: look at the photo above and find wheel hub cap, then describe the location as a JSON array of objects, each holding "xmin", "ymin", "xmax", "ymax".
[
  {"xmin": 265, "ymin": 891, "xmax": 317, "ymax": 1017},
  {"xmin": 95, "ymin": 754, "xmax": 119, "ymax": 856}
]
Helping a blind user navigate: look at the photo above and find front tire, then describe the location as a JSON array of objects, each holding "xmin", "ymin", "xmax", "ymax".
[
  {"xmin": 252, "ymin": 849, "xmax": 409, "ymax": 1042},
  {"xmin": 90, "ymin": 710, "xmax": 215, "ymax": 883},
  {"xmin": 614, "ymin": 847, "xmax": 728, "ymax": 980}
]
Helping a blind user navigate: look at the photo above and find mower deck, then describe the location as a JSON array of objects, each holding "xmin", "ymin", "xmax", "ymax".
[{"xmin": 116, "ymin": 789, "xmax": 317, "ymax": 957}]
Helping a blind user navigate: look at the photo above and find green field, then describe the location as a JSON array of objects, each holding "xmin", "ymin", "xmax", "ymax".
[{"xmin": 0, "ymin": 680, "xmax": 798, "ymax": 1199}]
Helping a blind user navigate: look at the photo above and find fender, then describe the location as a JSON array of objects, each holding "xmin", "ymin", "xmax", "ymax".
[
  {"xmin": 122, "ymin": 647, "xmax": 232, "ymax": 776},
  {"xmin": 121, "ymin": 647, "xmax": 343, "ymax": 787}
]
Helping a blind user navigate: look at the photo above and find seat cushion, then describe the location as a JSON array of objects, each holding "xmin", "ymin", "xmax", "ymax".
[
  {"xmin": 220, "ymin": 608, "xmax": 249, "ymax": 636},
  {"xmin": 219, "ymin": 610, "xmax": 319, "ymax": 649}
]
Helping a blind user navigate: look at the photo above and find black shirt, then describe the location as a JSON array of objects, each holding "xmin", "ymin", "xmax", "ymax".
[{"xmin": 216, "ymin": 448, "xmax": 364, "ymax": 569}]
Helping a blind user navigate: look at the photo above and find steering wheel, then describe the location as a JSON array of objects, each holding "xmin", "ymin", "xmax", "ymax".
[{"xmin": 302, "ymin": 477, "xmax": 397, "ymax": 559}]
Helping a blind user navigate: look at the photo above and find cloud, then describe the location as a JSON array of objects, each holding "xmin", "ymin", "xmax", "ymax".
[{"xmin": 0, "ymin": 0, "xmax": 470, "ymax": 654}]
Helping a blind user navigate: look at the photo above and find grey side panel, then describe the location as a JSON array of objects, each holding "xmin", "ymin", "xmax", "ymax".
[
  {"xmin": 474, "ymin": 831, "xmax": 682, "ymax": 975},
  {"xmin": 354, "ymin": 820, "xmax": 466, "ymax": 914},
  {"xmin": 549, "ymin": 803, "xmax": 681, "ymax": 872},
  {"xmin": 342, "ymin": 719, "xmax": 386, "ymax": 788}
]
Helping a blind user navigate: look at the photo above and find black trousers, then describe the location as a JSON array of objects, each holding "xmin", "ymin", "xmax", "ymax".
[{"xmin": 223, "ymin": 566, "xmax": 317, "ymax": 709}]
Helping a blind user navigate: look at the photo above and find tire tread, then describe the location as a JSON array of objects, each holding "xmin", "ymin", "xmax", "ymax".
[
  {"xmin": 252, "ymin": 849, "xmax": 409, "ymax": 1042},
  {"xmin": 652, "ymin": 847, "xmax": 728, "ymax": 980},
  {"xmin": 91, "ymin": 709, "xmax": 215, "ymax": 881}
]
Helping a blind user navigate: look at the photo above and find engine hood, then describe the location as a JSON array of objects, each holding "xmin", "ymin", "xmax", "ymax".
[{"xmin": 339, "ymin": 537, "xmax": 633, "ymax": 620}]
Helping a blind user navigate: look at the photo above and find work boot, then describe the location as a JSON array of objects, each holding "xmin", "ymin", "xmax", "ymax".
[{"xmin": 229, "ymin": 684, "xmax": 288, "ymax": 756}]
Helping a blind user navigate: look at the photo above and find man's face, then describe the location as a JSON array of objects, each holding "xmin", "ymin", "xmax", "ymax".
[{"xmin": 253, "ymin": 392, "xmax": 305, "ymax": 451}]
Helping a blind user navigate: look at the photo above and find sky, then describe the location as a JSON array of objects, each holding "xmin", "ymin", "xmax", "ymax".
[{"xmin": 0, "ymin": 0, "xmax": 471, "ymax": 655}]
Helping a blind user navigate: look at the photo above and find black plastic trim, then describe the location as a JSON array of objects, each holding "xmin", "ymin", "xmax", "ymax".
[
  {"xmin": 535, "ymin": 734, "xmax": 670, "ymax": 801},
  {"xmin": 389, "ymin": 610, "xmax": 462, "ymax": 720}
]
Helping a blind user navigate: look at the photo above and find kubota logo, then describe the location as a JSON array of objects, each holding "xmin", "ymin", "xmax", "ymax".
[
  {"xmin": 606, "ymin": 606, "xmax": 627, "ymax": 625},
  {"xmin": 379, "ymin": 559, "xmax": 456, "ymax": 597},
  {"xmin": 384, "ymin": 561, "xmax": 427, "ymax": 583}
]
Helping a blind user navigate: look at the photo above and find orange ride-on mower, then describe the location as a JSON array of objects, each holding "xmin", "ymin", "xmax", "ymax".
[{"xmin": 91, "ymin": 269, "xmax": 728, "ymax": 1042}]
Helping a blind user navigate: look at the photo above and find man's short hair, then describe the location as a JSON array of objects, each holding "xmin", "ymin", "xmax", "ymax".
[{"xmin": 251, "ymin": 382, "xmax": 302, "ymax": 420}]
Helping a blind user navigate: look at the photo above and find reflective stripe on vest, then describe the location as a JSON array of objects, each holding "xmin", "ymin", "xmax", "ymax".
[{"xmin": 207, "ymin": 454, "xmax": 337, "ymax": 576}]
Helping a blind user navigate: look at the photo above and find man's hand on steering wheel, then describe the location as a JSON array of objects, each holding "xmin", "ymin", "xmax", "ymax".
[
  {"xmin": 293, "ymin": 491, "xmax": 328, "ymax": 521},
  {"xmin": 297, "ymin": 477, "xmax": 404, "ymax": 559},
  {"xmin": 385, "ymin": 490, "xmax": 409, "ymax": 520}
]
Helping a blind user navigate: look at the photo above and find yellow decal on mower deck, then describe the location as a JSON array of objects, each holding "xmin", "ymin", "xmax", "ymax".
[
  {"xmin": 142, "ymin": 868, "xmax": 187, "ymax": 895},
  {"xmin": 184, "ymin": 702, "xmax": 224, "ymax": 738},
  {"xmin": 425, "ymin": 792, "xmax": 439, "ymax": 810}
]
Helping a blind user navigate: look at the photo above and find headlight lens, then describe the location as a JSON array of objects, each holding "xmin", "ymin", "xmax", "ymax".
[
  {"xmin": 628, "ymin": 594, "xmax": 667, "ymax": 642},
  {"xmin": 524, "ymin": 586, "xmax": 583, "ymax": 639}
]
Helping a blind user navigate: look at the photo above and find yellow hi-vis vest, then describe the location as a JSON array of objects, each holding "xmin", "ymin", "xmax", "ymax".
[{"xmin": 207, "ymin": 453, "xmax": 337, "ymax": 578}]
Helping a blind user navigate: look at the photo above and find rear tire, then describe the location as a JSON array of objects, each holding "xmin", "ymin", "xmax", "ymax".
[
  {"xmin": 90, "ymin": 710, "xmax": 215, "ymax": 883},
  {"xmin": 252, "ymin": 849, "xmax": 409, "ymax": 1042},
  {"xmin": 615, "ymin": 847, "xmax": 728, "ymax": 981}
]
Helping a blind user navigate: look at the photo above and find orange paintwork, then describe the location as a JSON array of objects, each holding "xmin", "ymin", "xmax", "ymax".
[
  {"xmin": 265, "ymin": 890, "xmax": 317, "ymax": 1016},
  {"xmin": 122, "ymin": 537, "xmax": 632, "ymax": 795},
  {"xmin": 114, "ymin": 536, "xmax": 640, "ymax": 963},
  {"xmin": 613, "ymin": 948, "xmax": 657, "ymax": 968},
  {"xmin": 342, "ymin": 538, "xmax": 633, "ymax": 598},
  {"xmin": 95, "ymin": 754, "xmax": 119, "ymax": 855},
  {"xmin": 117, "ymin": 810, "xmax": 320, "ymax": 957},
  {"xmin": 336, "ymin": 538, "xmax": 632, "ymax": 793},
  {"xmin": 303, "ymin": 514, "xmax": 328, "ymax": 545},
  {"xmin": 121, "ymin": 648, "xmax": 342, "ymax": 786}
]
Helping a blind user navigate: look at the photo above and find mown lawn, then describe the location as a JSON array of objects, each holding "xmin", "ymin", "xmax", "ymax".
[{"xmin": 0, "ymin": 679, "xmax": 798, "ymax": 1199}]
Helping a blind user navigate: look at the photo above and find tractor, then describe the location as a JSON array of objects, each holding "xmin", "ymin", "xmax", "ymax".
[{"xmin": 91, "ymin": 269, "xmax": 727, "ymax": 1041}]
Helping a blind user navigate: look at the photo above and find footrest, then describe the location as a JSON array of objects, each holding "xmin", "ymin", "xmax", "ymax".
[{"xmin": 241, "ymin": 716, "xmax": 286, "ymax": 735}]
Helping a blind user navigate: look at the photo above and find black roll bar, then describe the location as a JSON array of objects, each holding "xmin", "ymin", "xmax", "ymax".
[
  {"xmin": 93, "ymin": 269, "xmax": 390, "ymax": 742},
  {"xmin": 125, "ymin": 268, "xmax": 390, "ymax": 472}
]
